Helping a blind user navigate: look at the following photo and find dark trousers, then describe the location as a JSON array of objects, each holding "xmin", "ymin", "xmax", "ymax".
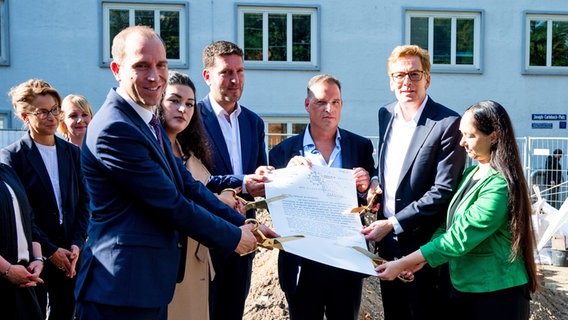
[
  {"xmin": 285, "ymin": 260, "xmax": 363, "ymax": 320},
  {"xmin": 76, "ymin": 300, "xmax": 167, "ymax": 320},
  {"xmin": 36, "ymin": 261, "xmax": 77, "ymax": 320},
  {"xmin": 209, "ymin": 251, "xmax": 253, "ymax": 320},
  {"xmin": 448, "ymin": 284, "xmax": 530, "ymax": 320},
  {"xmin": 377, "ymin": 232, "xmax": 450, "ymax": 320}
]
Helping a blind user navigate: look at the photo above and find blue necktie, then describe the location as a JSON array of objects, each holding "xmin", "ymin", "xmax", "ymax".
[{"xmin": 149, "ymin": 115, "xmax": 164, "ymax": 150}]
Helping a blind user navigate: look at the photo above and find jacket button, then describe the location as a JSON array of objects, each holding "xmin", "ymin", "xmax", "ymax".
[{"xmin": 177, "ymin": 242, "xmax": 183, "ymax": 248}]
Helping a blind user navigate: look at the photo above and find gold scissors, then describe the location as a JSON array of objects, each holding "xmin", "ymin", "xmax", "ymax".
[
  {"xmin": 240, "ymin": 219, "xmax": 304, "ymax": 256},
  {"xmin": 350, "ymin": 190, "xmax": 379, "ymax": 214},
  {"xmin": 221, "ymin": 188, "xmax": 288, "ymax": 211},
  {"xmin": 352, "ymin": 246, "xmax": 414, "ymax": 283}
]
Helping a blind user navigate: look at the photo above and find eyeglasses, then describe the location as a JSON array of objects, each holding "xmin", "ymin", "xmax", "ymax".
[
  {"xmin": 390, "ymin": 71, "xmax": 426, "ymax": 82},
  {"xmin": 28, "ymin": 106, "xmax": 61, "ymax": 120}
]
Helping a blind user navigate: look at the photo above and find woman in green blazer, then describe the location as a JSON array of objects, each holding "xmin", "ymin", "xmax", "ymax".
[{"xmin": 376, "ymin": 101, "xmax": 539, "ymax": 319}]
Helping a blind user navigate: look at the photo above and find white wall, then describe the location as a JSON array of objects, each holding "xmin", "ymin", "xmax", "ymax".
[{"xmin": 1, "ymin": 0, "xmax": 567, "ymax": 138}]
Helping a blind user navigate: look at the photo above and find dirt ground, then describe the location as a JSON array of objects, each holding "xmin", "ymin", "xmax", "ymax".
[{"xmin": 243, "ymin": 211, "xmax": 568, "ymax": 320}]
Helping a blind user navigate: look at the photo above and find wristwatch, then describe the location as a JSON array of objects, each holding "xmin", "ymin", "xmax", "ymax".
[{"xmin": 32, "ymin": 256, "xmax": 46, "ymax": 262}]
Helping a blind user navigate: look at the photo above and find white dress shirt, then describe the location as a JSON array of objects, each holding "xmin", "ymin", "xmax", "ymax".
[{"xmin": 382, "ymin": 97, "xmax": 428, "ymax": 234}]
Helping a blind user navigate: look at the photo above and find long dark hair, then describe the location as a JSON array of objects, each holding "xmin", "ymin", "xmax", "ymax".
[
  {"xmin": 156, "ymin": 71, "xmax": 213, "ymax": 167},
  {"xmin": 466, "ymin": 100, "xmax": 539, "ymax": 292}
]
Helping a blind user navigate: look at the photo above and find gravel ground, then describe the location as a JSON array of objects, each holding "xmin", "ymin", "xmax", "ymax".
[{"xmin": 244, "ymin": 211, "xmax": 568, "ymax": 320}]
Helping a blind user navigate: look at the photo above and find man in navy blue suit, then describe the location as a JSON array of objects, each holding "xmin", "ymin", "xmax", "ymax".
[
  {"xmin": 74, "ymin": 26, "xmax": 276, "ymax": 320},
  {"xmin": 269, "ymin": 74, "xmax": 375, "ymax": 320},
  {"xmin": 361, "ymin": 45, "xmax": 465, "ymax": 320},
  {"xmin": 197, "ymin": 41, "xmax": 271, "ymax": 320}
]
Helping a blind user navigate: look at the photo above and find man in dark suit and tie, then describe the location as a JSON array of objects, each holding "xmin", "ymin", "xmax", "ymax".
[
  {"xmin": 361, "ymin": 45, "xmax": 466, "ymax": 320},
  {"xmin": 197, "ymin": 41, "xmax": 271, "ymax": 320},
  {"xmin": 269, "ymin": 74, "xmax": 375, "ymax": 320},
  {"xmin": 74, "ymin": 26, "xmax": 274, "ymax": 320}
]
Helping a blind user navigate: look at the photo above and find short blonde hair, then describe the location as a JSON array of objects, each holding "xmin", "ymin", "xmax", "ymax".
[
  {"xmin": 387, "ymin": 45, "xmax": 431, "ymax": 74},
  {"xmin": 58, "ymin": 94, "xmax": 94, "ymax": 137},
  {"xmin": 8, "ymin": 79, "xmax": 62, "ymax": 122}
]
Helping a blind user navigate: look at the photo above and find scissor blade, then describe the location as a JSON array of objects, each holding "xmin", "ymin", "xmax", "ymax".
[
  {"xmin": 244, "ymin": 194, "xmax": 288, "ymax": 210},
  {"xmin": 352, "ymin": 246, "xmax": 387, "ymax": 266},
  {"xmin": 260, "ymin": 235, "xmax": 304, "ymax": 250}
]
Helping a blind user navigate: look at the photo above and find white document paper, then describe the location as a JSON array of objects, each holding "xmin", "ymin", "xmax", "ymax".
[{"xmin": 265, "ymin": 165, "xmax": 377, "ymax": 276}]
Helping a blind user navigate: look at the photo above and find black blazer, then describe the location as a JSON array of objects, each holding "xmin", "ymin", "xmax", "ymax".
[
  {"xmin": 0, "ymin": 132, "xmax": 90, "ymax": 257},
  {"xmin": 0, "ymin": 163, "xmax": 42, "ymax": 263},
  {"xmin": 269, "ymin": 127, "xmax": 375, "ymax": 293}
]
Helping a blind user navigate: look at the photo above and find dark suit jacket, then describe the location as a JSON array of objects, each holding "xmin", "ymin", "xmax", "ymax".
[
  {"xmin": 74, "ymin": 88, "xmax": 247, "ymax": 308},
  {"xmin": 268, "ymin": 127, "xmax": 375, "ymax": 293},
  {"xmin": 197, "ymin": 95, "xmax": 268, "ymax": 197},
  {"xmin": 0, "ymin": 133, "xmax": 89, "ymax": 257},
  {"xmin": 375, "ymin": 96, "xmax": 465, "ymax": 256},
  {"xmin": 0, "ymin": 163, "xmax": 42, "ymax": 263}
]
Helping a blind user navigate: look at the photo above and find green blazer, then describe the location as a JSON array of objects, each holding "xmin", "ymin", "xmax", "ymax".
[{"xmin": 420, "ymin": 165, "xmax": 529, "ymax": 293}]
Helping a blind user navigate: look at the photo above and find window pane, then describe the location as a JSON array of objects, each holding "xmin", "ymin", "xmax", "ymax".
[
  {"xmin": 530, "ymin": 20, "xmax": 547, "ymax": 66},
  {"xmin": 109, "ymin": 9, "xmax": 130, "ymax": 57},
  {"xmin": 433, "ymin": 18, "xmax": 451, "ymax": 64},
  {"xmin": 456, "ymin": 19, "xmax": 474, "ymax": 65},
  {"xmin": 160, "ymin": 11, "xmax": 180, "ymax": 60},
  {"xmin": 292, "ymin": 123, "xmax": 307, "ymax": 134},
  {"xmin": 552, "ymin": 21, "xmax": 568, "ymax": 67},
  {"xmin": 410, "ymin": 17, "xmax": 429, "ymax": 50},
  {"xmin": 292, "ymin": 14, "xmax": 311, "ymax": 61},
  {"xmin": 244, "ymin": 13, "xmax": 263, "ymax": 61},
  {"xmin": 135, "ymin": 10, "xmax": 154, "ymax": 27},
  {"xmin": 269, "ymin": 123, "xmax": 287, "ymax": 133},
  {"xmin": 269, "ymin": 14, "xmax": 287, "ymax": 61}
]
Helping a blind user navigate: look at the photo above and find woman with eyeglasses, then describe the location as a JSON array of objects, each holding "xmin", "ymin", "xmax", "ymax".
[
  {"xmin": 155, "ymin": 71, "xmax": 245, "ymax": 320},
  {"xmin": 58, "ymin": 94, "xmax": 93, "ymax": 149},
  {"xmin": 0, "ymin": 79, "xmax": 90, "ymax": 320}
]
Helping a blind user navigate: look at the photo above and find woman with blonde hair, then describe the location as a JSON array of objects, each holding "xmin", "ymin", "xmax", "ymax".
[{"xmin": 58, "ymin": 94, "xmax": 93, "ymax": 148}]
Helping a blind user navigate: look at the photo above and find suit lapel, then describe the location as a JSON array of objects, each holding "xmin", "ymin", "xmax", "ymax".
[
  {"xmin": 339, "ymin": 129, "xmax": 355, "ymax": 169},
  {"xmin": 378, "ymin": 105, "xmax": 394, "ymax": 180},
  {"xmin": 114, "ymin": 91, "xmax": 176, "ymax": 182},
  {"xmin": 200, "ymin": 97, "xmax": 232, "ymax": 173},
  {"xmin": 55, "ymin": 138, "xmax": 71, "ymax": 210},
  {"xmin": 397, "ymin": 100, "xmax": 435, "ymax": 187},
  {"xmin": 23, "ymin": 134, "xmax": 57, "ymax": 206},
  {"xmin": 238, "ymin": 113, "xmax": 252, "ymax": 173}
]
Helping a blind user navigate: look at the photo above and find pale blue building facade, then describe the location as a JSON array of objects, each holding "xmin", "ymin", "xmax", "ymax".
[{"xmin": 1, "ymin": 0, "xmax": 567, "ymax": 143}]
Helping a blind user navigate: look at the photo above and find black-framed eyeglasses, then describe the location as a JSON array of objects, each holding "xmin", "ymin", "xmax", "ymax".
[
  {"xmin": 28, "ymin": 106, "xmax": 61, "ymax": 120},
  {"xmin": 390, "ymin": 71, "xmax": 426, "ymax": 82}
]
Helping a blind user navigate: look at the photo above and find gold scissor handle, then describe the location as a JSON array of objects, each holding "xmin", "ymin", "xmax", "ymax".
[
  {"xmin": 239, "ymin": 218, "xmax": 265, "ymax": 256},
  {"xmin": 221, "ymin": 188, "xmax": 249, "ymax": 205}
]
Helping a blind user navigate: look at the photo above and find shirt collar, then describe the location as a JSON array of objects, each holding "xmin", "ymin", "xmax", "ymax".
[
  {"xmin": 116, "ymin": 87, "xmax": 154, "ymax": 124},
  {"xmin": 394, "ymin": 95, "xmax": 428, "ymax": 124},
  {"xmin": 208, "ymin": 92, "xmax": 242, "ymax": 119},
  {"xmin": 302, "ymin": 125, "xmax": 342, "ymax": 151}
]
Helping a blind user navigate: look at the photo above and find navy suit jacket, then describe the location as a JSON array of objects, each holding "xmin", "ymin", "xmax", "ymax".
[
  {"xmin": 74, "ymin": 88, "xmax": 247, "ymax": 308},
  {"xmin": 197, "ymin": 95, "xmax": 267, "ymax": 197},
  {"xmin": 375, "ymin": 96, "xmax": 466, "ymax": 255},
  {"xmin": 268, "ymin": 127, "xmax": 375, "ymax": 293},
  {"xmin": 0, "ymin": 133, "xmax": 89, "ymax": 257}
]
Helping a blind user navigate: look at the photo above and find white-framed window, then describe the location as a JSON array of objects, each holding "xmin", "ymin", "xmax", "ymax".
[
  {"xmin": 524, "ymin": 13, "xmax": 568, "ymax": 74},
  {"xmin": 237, "ymin": 5, "xmax": 320, "ymax": 70},
  {"xmin": 101, "ymin": 1, "xmax": 188, "ymax": 68},
  {"xmin": 405, "ymin": 9, "xmax": 482, "ymax": 73},
  {"xmin": 263, "ymin": 116, "xmax": 308, "ymax": 153},
  {"xmin": 0, "ymin": 0, "xmax": 9, "ymax": 65}
]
